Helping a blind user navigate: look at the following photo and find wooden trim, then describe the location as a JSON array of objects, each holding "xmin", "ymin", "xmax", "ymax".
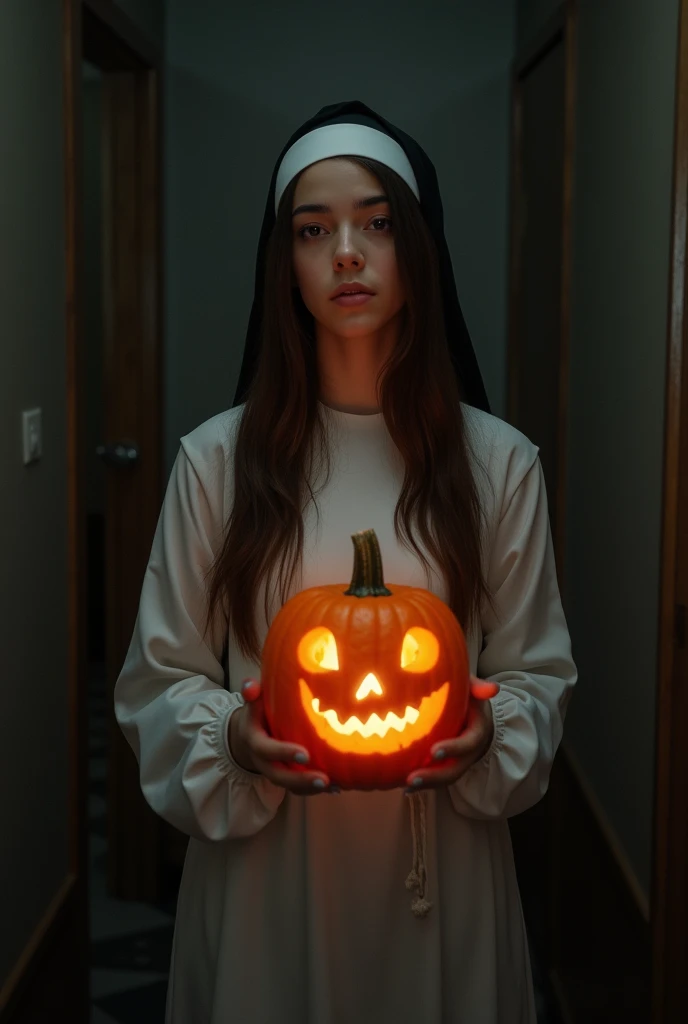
[
  {"xmin": 0, "ymin": 875, "xmax": 77, "ymax": 1015},
  {"xmin": 64, "ymin": 13, "xmax": 90, "ymax": 1021},
  {"xmin": 555, "ymin": 0, "xmax": 578, "ymax": 601},
  {"xmin": 506, "ymin": 67, "xmax": 523, "ymax": 429},
  {"xmin": 140, "ymin": 62, "xmax": 165, "ymax": 482},
  {"xmin": 64, "ymin": 0, "xmax": 89, "ymax": 896},
  {"xmin": 652, "ymin": 0, "xmax": 688, "ymax": 1018}
]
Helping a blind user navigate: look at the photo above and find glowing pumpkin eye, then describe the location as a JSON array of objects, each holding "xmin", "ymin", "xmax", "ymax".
[
  {"xmin": 298, "ymin": 627, "xmax": 340, "ymax": 672},
  {"xmin": 401, "ymin": 627, "xmax": 439, "ymax": 673}
]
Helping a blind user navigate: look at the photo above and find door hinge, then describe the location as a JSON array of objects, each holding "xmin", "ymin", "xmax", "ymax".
[{"xmin": 676, "ymin": 603, "xmax": 687, "ymax": 650}]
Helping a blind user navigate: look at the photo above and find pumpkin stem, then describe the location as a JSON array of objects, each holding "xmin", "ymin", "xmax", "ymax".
[{"xmin": 344, "ymin": 529, "xmax": 393, "ymax": 598}]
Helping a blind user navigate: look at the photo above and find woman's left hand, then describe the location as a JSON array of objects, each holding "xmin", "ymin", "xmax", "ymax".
[{"xmin": 404, "ymin": 677, "xmax": 499, "ymax": 793}]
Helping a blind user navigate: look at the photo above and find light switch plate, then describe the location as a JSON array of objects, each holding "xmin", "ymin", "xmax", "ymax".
[{"xmin": 22, "ymin": 408, "xmax": 42, "ymax": 465}]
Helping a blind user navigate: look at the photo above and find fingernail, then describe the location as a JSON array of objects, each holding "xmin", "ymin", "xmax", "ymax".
[
  {"xmin": 293, "ymin": 752, "xmax": 309, "ymax": 764},
  {"xmin": 313, "ymin": 778, "xmax": 326, "ymax": 790},
  {"xmin": 433, "ymin": 749, "xmax": 446, "ymax": 760},
  {"xmin": 410, "ymin": 776, "xmax": 423, "ymax": 786}
]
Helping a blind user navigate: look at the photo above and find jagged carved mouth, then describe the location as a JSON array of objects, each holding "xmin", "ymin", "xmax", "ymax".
[{"xmin": 298, "ymin": 678, "xmax": 449, "ymax": 755}]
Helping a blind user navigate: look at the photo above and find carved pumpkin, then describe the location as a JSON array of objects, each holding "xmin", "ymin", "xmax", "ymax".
[{"xmin": 261, "ymin": 528, "xmax": 470, "ymax": 790}]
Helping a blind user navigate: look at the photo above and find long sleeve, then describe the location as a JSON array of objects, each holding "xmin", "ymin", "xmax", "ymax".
[
  {"xmin": 114, "ymin": 441, "xmax": 285, "ymax": 842},
  {"xmin": 448, "ymin": 455, "xmax": 577, "ymax": 821}
]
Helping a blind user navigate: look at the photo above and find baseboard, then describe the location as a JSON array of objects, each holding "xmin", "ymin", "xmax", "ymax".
[
  {"xmin": 548, "ymin": 744, "xmax": 652, "ymax": 1023},
  {"xmin": 561, "ymin": 739, "xmax": 649, "ymax": 922},
  {"xmin": 0, "ymin": 873, "xmax": 87, "ymax": 1022}
]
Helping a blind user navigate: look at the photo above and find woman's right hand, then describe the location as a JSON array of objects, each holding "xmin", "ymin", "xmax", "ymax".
[{"xmin": 228, "ymin": 678, "xmax": 336, "ymax": 795}]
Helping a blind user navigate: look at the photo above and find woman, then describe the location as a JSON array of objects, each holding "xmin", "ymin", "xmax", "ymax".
[{"xmin": 115, "ymin": 100, "xmax": 577, "ymax": 1024}]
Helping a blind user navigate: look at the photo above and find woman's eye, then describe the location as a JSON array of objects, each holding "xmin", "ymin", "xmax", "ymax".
[
  {"xmin": 298, "ymin": 216, "xmax": 392, "ymax": 240},
  {"xmin": 299, "ymin": 224, "xmax": 324, "ymax": 239}
]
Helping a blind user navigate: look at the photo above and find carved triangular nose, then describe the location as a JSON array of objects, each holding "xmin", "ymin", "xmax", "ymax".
[{"xmin": 355, "ymin": 674, "xmax": 384, "ymax": 700}]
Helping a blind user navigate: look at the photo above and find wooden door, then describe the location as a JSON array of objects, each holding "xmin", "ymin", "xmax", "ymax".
[
  {"xmin": 81, "ymin": 3, "xmax": 165, "ymax": 903},
  {"xmin": 507, "ymin": 3, "xmax": 576, "ymax": 1019},
  {"xmin": 73, "ymin": 0, "xmax": 165, "ymax": 908},
  {"xmin": 99, "ymin": 60, "xmax": 164, "ymax": 905},
  {"xmin": 652, "ymin": 0, "xmax": 688, "ymax": 1016},
  {"xmin": 508, "ymin": 14, "xmax": 571, "ymax": 565}
]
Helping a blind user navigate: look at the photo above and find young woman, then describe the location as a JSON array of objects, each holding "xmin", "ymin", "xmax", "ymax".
[{"xmin": 115, "ymin": 101, "xmax": 577, "ymax": 1024}]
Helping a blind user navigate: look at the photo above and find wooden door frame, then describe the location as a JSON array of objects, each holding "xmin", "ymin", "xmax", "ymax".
[
  {"xmin": 0, "ymin": 1, "xmax": 163, "ymax": 1019},
  {"xmin": 506, "ymin": 5, "xmax": 579, "ymax": 1019},
  {"xmin": 511, "ymin": 1, "xmax": 687, "ymax": 1019},
  {"xmin": 507, "ymin": 0, "xmax": 577, "ymax": 592},
  {"xmin": 64, "ymin": 0, "xmax": 164, "ymax": 904},
  {"xmin": 651, "ymin": 0, "xmax": 688, "ymax": 1017}
]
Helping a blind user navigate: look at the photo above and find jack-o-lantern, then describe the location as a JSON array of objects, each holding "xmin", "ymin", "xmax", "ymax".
[{"xmin": 261, "ymin": 528, "xmax": 470, "ymax": 790}]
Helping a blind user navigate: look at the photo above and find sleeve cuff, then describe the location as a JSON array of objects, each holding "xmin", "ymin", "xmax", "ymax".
[
  {"xmin": 213, "ymin": 701, "xmax": 265, "ymax": 783},
  {"xmin": 461, "ymin": 691, "xmax": 506, "ymax": 776}
]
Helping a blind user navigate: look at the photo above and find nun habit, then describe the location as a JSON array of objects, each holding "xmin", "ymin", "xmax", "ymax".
[{"xmin": 114, "ymin": 100, "xmax": 577, "ymax": 1024}]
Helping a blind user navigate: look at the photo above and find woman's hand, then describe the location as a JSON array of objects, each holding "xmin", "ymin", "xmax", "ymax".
[
  {"xmin": 228, "ymin": 678, "xmax": 336, "ymax": 795},
  {"xmin": 404, "ymin": 677, "xmax": 499, "ymax": 794}
]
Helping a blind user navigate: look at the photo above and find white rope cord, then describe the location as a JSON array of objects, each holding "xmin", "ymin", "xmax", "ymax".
[{"xmin": 405, "ymin": 791, "xmax": 433, "ymax": 917}]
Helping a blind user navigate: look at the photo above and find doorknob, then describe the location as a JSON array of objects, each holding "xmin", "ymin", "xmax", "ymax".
[{"xmin": 96, "ymin": 440, "xmax": 140, "ymax": 468}]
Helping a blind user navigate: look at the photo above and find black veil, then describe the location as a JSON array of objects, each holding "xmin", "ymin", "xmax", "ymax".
[{"xmin": 232, "ymin": 100, "xmax": 490, "ymax": 414}]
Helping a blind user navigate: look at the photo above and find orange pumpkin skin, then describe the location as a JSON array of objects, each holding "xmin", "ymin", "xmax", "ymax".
[{"xmin": 261, "ymin": 529, "xmax": 470, "ymax": 791}]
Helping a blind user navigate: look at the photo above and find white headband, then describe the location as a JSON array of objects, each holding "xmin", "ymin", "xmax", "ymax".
[{"xmin": 274, "ymin": 123, "xmax": 420, "ymax": 215}]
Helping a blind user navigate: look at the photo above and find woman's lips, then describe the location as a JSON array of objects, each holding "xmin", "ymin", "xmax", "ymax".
[{"xmin": 332, "ymin": 293, "xmax": 373, "ymax": 306}]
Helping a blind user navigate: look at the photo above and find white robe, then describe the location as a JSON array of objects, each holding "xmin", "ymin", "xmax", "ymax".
[{"xmin": 114, "ymin": 401, "xmax": 577, "ymax": 1024}]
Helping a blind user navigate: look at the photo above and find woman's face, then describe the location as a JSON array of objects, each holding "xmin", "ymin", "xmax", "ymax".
[{"xmin": 291, "ymin": 158, "xmax": 406, "ymax": 342}]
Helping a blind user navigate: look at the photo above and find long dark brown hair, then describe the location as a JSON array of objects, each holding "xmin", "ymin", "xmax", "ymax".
[{"xmin": 202, "ymin": 156, "xmax": 496, "ymax": 664}]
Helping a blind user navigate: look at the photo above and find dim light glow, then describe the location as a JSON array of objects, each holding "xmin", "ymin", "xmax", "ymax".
[
  {"xmin": 297, "ymin": 625, "xmax": 440, "ymax": 675},
  {"xmin": 298, "ymin": 678, "xmax": 449, "ymax": 755},
  {"xmin": 355, "ymin": 674, "xmax": 383, "ymax": 700}
]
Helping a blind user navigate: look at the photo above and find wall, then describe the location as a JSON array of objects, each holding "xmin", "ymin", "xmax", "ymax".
[
  {"xmin": 517, "ymin": 0, "xmax": 680, "ymax": 904},
  {"xmin": 0, "ymin": 0, "xmax": 69, "ymax": 987},
  {"xmin": 517, "ymin": 0, "xmax": 563, "ymax": 46},
  {"xmin": 0, "ymin": 0, "xmax": 164, "ymax": 994},
  {"xmin": 115, "ymin": 0, "xmax": 164, "ymax": 45},
  {"xmin": 164, "ymin": 0, "xmax": 517, "ymax": 473}
]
